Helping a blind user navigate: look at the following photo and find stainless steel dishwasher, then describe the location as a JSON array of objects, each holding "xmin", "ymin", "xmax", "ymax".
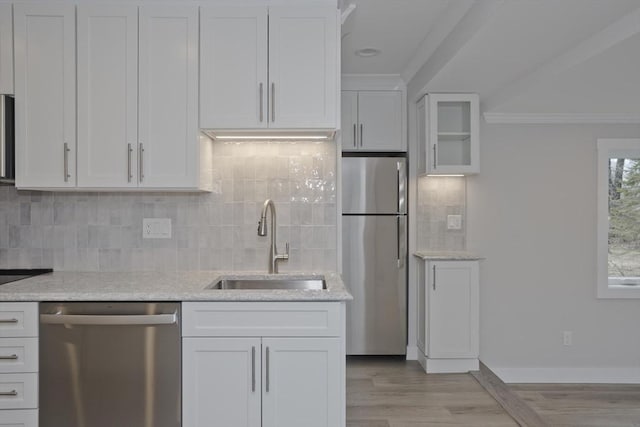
[{"xmin": 39, "ymin": 302, "xmax": 181, "ymax": 427}]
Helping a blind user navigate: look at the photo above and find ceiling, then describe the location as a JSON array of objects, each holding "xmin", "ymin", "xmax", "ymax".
[{"xmin": 340, "ymin": 0, "xmax": 640, "ymax": 117}]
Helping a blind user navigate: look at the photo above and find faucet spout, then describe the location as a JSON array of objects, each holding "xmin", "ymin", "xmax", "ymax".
[{"xmin": 257, "ymin": 199, "xmax": 289, "ymax": 273}]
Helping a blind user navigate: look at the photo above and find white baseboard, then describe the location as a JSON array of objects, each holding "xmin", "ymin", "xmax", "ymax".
[
  {"xmin": 488, "ymin": 365, "xmax": 640, "ymax": 384},
  {"xmin": 427, "ymin": 358, "xmax": 479, "ymax": 373},
  {"xmin": 406, "ymin": 346, "xmax": 418, "ymax": 361}
]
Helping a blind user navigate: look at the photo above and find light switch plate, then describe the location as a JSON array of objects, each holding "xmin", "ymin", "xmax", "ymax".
[
  {"xmin": 447, "ymin": 215, "xmax": 462, "ymax": 230},
  {"xmin": 143, "ymin": 218, "xmax": 172, "ymax": 239}
]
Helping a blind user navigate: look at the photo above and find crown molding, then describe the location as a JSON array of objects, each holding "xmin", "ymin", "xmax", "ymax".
[{"xmin": 483, "ymin": 112, "xmax": 640, "ymax": 125}]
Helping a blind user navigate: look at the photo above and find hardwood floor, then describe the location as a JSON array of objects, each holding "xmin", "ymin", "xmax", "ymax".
[
  {"xmin": 346, "ymin": 357, "xmax": 518, "ymax": 426},
  {"xmin": 511, "ymin": 383, "xmax": 640, "ymax": 427},
  {"xmin": 346, "ymin": 357, "xmax": 640, "ymax": 427}
]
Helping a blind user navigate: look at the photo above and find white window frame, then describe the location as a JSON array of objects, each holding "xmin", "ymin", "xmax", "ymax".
[{"xmin": 597, "ymin": 138, "xmax": 640, "ymax": 299}]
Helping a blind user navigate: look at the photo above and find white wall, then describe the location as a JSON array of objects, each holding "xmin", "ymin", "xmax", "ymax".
[{"xmin": 466, "ymin": 122, "xmax": 640, "ymax": 382}]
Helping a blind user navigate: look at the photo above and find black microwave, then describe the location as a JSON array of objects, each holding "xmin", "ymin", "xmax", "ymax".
[{"xmin": 0, "ymin": 94, "xmax": 14, "ymax": 183}]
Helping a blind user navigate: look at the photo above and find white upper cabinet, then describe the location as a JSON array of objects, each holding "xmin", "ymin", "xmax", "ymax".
[
  {"xmin": 138, "ymin": 5, "xmax": 200, "ymax": 189},
  {"xmin": 14, "ymin": 4, "xmax": 76, "ymax": 188},
  {"xmin": 342, "ymin": 91, "xmax": 404, "ymax": 152},
  {"xmin": 200, "ymin": 7, "xmax": 267, "ymax": 129},
  {"xmin": 268, "ymin": 6, "xmax": 337, "ymax": 129},
  {"xmin": 77, "ymin": 5, "xmax": 138, "ymax": 188},
  {"xmin": 18, "ymin": 4, "xmax": 207, "ymax": 191},
  {"xmin": 200, "ymin": 5, "xmax": 338, "ymax": 131},
  {"xmin": 0, "ymin": 4, "xmax": 13, "ymax": 94},
  {"xmin": 419, "ymin": 93, "xmax": 480, "ymax": 175}
]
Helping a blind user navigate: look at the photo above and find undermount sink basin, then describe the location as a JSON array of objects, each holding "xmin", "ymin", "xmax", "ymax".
[{"xmin": 207, "ymin": 276, "xmax": 326, "ymax": 290}]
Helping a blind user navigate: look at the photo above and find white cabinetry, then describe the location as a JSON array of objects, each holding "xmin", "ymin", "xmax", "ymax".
[
  {"xmin": 0, "ymin": 4, "xmax": 13, "ymax": 94},
  {"xmin": 417, "ymin": 93, "xmax": 479, "ymax": 174},
  {"xmin": 342, "ymin": 91, "xmax": 403, "ymax": 152},
  {"xmin": 182, "ymin": 302, "xmax": 345, "ymax": 427},
  {"xmin": 16, "ymin": 4, "xmax": 209, "ymax": 191},
  {"xmin": 79, "ymin": 5, "xmax": 203, "ymax": 190},
  {"xmin": 200, "ymin": 5, "xmax": 338, "ymax": 131},
  {"xmin": 14, "ymin": 4, "xmax": 76, "ymax": 188},
  {"xmin": 417, "ymin": 260, "xmax": 479, "ymax": 373},
  {"xmin": 0, "ymin": 303, "xmax": 39, "ymax": 426}
]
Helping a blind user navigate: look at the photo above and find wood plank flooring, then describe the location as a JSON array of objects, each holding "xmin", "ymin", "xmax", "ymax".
[
  {"xmin": 511, "ymin": 383, "xmax": 640, "ymax": 427},
  {"xmin": 346, "ymin": 357, "xmax": 518, "ymax": 426},
  {"xmin": 346, "ymin": 357, "xmax": 640, "ymax": 427}
]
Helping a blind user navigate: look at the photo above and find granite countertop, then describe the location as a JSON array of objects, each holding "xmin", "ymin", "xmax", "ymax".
[
  {"xmin": 0, "ymin": 271, "xmax": 352, "ymax": 302},
  {"xmin": 413, "ymin": 251, "xmax": 484, "ymax": 261}
]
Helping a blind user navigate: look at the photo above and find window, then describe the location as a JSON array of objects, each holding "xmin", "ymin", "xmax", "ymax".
[{"xmin": 597, "ymin": 138, "xmax": 640, "ymax": 298}]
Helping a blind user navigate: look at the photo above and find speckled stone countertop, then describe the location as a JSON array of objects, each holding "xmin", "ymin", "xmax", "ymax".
[
  {"xmin": 413, "ymin": 251, "xmax": 484, "ymax": 261},
  {"xmin": 0, "ymin": 271, "xmax": 352, "ymax": 302}
]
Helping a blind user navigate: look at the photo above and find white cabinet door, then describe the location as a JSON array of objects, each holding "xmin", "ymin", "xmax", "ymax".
[
  {"xmin": 0, "ymin": 409, "xmax": 37, "ymax": 426},
  {"xmin": 77, "ymin": 5, "xmax": 138, "ymax": 188},
  {"xmin": 416, "ymin": 96, "xmax": 427, "ymax": 174},
  {"xmin": 268, "ymin": 6, "xmax": 337, "ymax": 129},
  {"xmin": 14, "ymin": 4, "xmax": 76, "ymax": 188},
  {"xmin": 139, "ymin": 5, "xmax": 199, "ymax": 189},
  {"xmin": 262, "ymin": 337, "xmax": 341, "ymax": 427},
  {"xmin": 427, "ymin": 93, "xmax": 479, "ymax": 174},
  {"xmin": 200, "ymin": 6, "xmax": 267, "ymax": 129},
  {"xmin": 340, "ymin": 91, "xmax": 358, "ymax": 151},
  {"xmin": 183, "ymin": 338, "xmax": 261, "ymax": 427},
  {"xmin": 0, "ymin": 4, "xmax": 13, "ymax": 94},
  {"xmin": 358, "ymin": 91, "xmax": 403, "ymax": 151},
  {"xmin": 428, "ymin": 261, "xmax": 479, "ymax": 359}
]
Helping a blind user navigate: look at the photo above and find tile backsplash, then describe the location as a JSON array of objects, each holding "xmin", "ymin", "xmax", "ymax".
[
  {"xmin": 417, "ymin": 176, "xmax": 466, "ymax": 251},
  {"xmin": 0, "ymin": 141, "xmax": 337, "ymax": 272}
]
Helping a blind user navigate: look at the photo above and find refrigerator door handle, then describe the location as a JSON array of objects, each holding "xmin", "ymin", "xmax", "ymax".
[
  {"xmin": 397, "ymin": 160, "xmax": 406, "ymax": 214},
  {"xmin": 397, "ymin": 215, "xmax": 406, "ymax": 269}
]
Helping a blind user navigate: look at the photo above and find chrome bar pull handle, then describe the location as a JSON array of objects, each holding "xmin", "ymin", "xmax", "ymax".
[
  {"xmin": 433, "ymin": 144, "xmax": 437, "ymax": 169},
  {"xmin": 251, "ymin": 346, "xmax": 256, "ymax": 392},
  {"xmin": 0, "ymin": 318, "xmax": 18, "ymax": 324},
  {"xmin": 139, "ymin": 143, "xmax": 144, "ymax": 182},
  {"xmin": 432, "ymin": 265, "xmax": 436, "ymax": 290},
  {"xmin": 0, "ymin": 390, "xmax": 17, "ymax": 397},
  {"xmin": 265, "ymin": 346, "xmax": 270, "ymax": 392},
  {"xmin": 63, "ymin": 143, "xmax": 71, "ymax": 182},
  {"xmin": 360, "ymin": 124, "xmax": 363, "ymax": 147},
  {"xmin": 271, "ymin": 83, "xmax": 275, "ymax": 123},
  {"xmin": 352, "ymin": 124, "xmax": 356, "ymax": 148},
  {"xmin": 259, "ymin": 83, "xmax": 264, "ymax": 123},
  {"xmin": 0, "ymin": 354, "xmax": 18, "ymax": 360},
  {"xmin": 127, "ymin": 143, "xmax": 133, "ymax": 183}
]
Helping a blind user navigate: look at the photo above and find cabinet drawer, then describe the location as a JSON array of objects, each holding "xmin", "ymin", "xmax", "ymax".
[
  {"xmin": 0, "ymin": 373, "xmax": 37, "ymax": 410},
  {"xmin": 0, "ymin": 304, "xmax": 38, "ymax": 338},
  {"xmin": 182, "ymin": 302, "xmax": 342, "ymax": 337},
  {"xmin": 0, "ymin": 409, "xmax": 38, "ymax": 426},
  {"xmin": 0, "ymin": 339, "xmax": 38, "ymax": 374}
]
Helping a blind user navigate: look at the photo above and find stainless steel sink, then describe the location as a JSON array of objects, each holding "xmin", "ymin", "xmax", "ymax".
[{"xmin": 207, "ymin": 277, "xmax": 326, "ymax": 290}]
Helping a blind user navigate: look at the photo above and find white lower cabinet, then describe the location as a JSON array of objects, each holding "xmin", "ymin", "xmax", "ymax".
[
  {"xmin": 182, "ymin": 302, "xmax": 345, "ymax": 427},
  {"xmin": 0, "ymin": 409, "xmax": 37, "ymax": 426},
  {"xmin": 0, "ymin": 303, "xmax": 38, "ymax": 427},
  {"xmin": 417, "ymin": 260, "xmax": 479, "ymax": 373}
]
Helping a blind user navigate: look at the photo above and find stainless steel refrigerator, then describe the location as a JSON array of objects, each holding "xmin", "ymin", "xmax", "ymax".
[{"xmin": 342, "ymin": 155, "xmax": 407, "ymax": 355}]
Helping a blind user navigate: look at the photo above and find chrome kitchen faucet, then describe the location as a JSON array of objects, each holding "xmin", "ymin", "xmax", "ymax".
[{"xmin": 257, "ymin": 199, "xmax": 289, "ymax": 273}]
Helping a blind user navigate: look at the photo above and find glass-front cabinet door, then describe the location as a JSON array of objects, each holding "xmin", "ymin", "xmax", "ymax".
[{"xmin": 420, "ymin": 93, "xmax": 479, "ymax": 175}]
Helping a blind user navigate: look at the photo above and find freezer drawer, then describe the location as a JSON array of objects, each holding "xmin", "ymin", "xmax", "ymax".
[
  {"xmin": 342, "ymin": 215, "xmax": 406, "ymax": 355},
  {"xmin": 342, "ymin": 157, "xmax": 406, "ymax": 214}
]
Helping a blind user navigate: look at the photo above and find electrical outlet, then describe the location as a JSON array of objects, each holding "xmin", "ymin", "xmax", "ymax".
[
  {"xmin": 447, "ymin": 215, "xmax": 462, "ymax": 230},
  {"xmin": 563, "ymin": 331, "xmax": 573, "ymax": 346},
  {"xmin": 143, "ymin": 218, "xmax": 172, "ymax": 239}
]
